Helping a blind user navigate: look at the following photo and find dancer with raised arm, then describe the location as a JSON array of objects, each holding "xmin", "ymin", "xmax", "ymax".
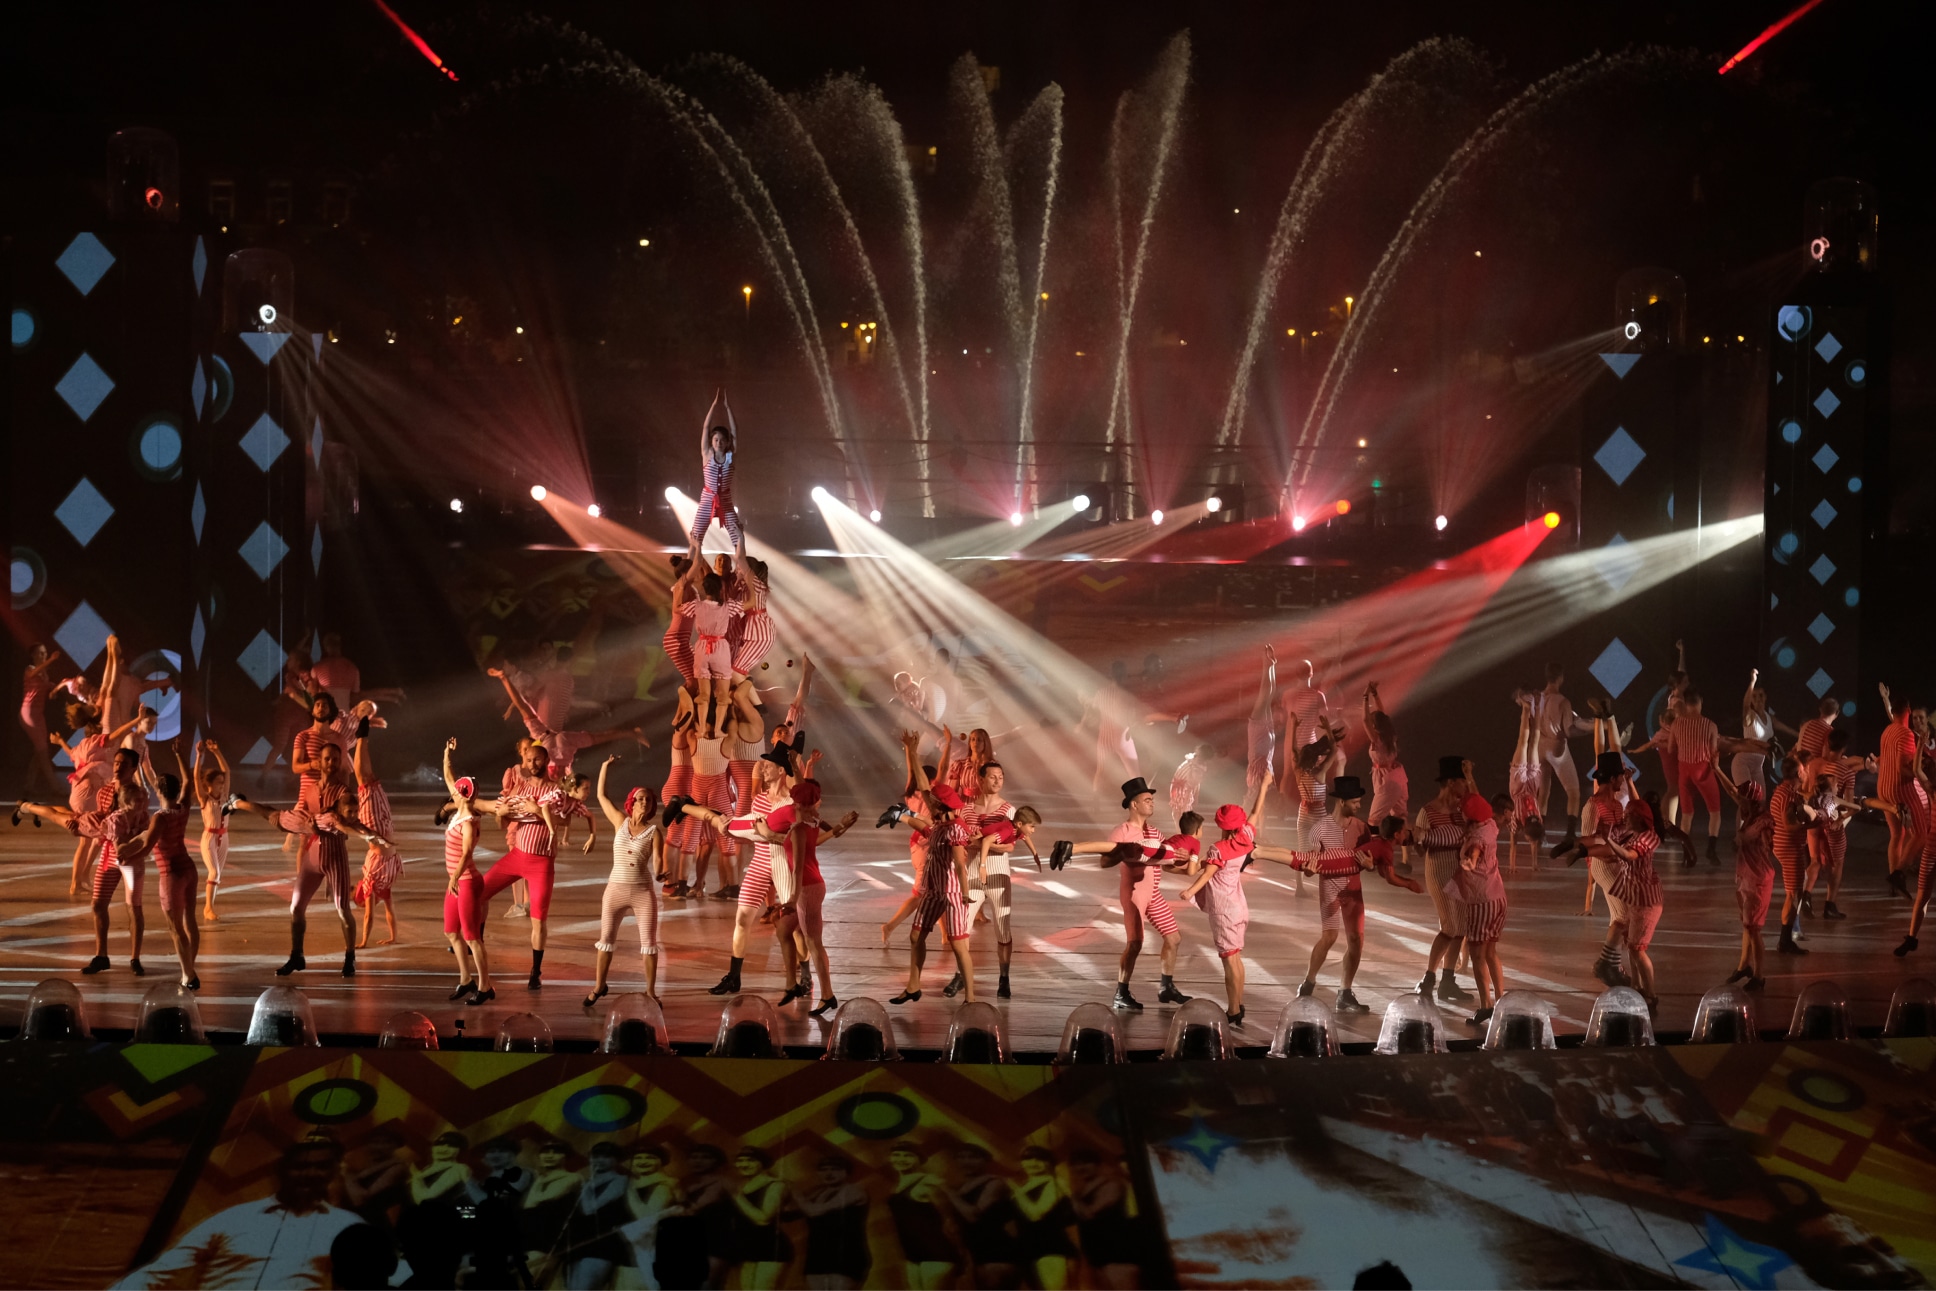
[
  {"xmin": 1364, "ymin": 680, "xmax": 1408, "ymax": 836},
  {"xmin": 61, "ymin": 634, "xmax": 137, "ymax": 894},
  {"xmin": 438, "ymin": 739, "xmax": 494, "ymax": 1005},
  {"xmin": 585, "ymin": 755, "xmax": 663, "ymax": 1007},
  {"xmin": 1246, "ymin": 647, "xmax": 1278, "ymax": 835},
  {"xmin": 691, "ymin": 387, "xmax": 742, "ymax": 550},
  {"xmin": 1531, "ymin": 663, "xmax": 1586, "ymax": 851},
  {"xmin": 350, "ymin": 721, "xmax": 403, "ymax": 949},
  {"xmin": 123, "ymin": 742, "xmax": 200, "ymax": 988},
  {"xmin": 19, "ymin": 777, "xmax": 150, "ymax": 975},
  {"xmin": 1176, "ymin": 782, "xmax": 1266, "ymax": 1025},
  {"xmin": 480, "ymin": 738, "xmax": 564, "ymax": 987},
  {"xmin": 1507, "ymin": 690, "xmax": 1545, "ymax": 873},
  {"xmin": 1716, "ymin": 754, "xmax": 1772, "ymax": 990},
  {"xmin": 1048, "ymin": 777, "xmax": 1192, "ymax": 1012},
  {"xmin": 893, "ymin": 779, "xmax": 978, "ymax": 1007},
  {"xmin": 192, "ymin": 739, "xmax": 232, "ymax": 922},
  {"xmin": 1669, "ymin": 690, "xmax": 1723, "ymax": 864},
  {"xmin": 488, "ymin": 665, "xmax": 645, "ymax": 780},
  {"xmin": 19, "ymin": 644, "xmax": 63, "ymax": 798}
]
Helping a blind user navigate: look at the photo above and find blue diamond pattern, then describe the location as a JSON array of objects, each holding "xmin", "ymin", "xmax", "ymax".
[
  {"xmin": 1815, "ymin": 332, "xmax": 1842, "ymax": 363},
  {"xmin": 310, "ymin": 417, "xmax": 323, "ymax": 463},
  {"xmin": 54, "ymin": 478, "xmax": 114, "ymax": 547},
  {"xmin": 1808, "ymin": 613, "xmax": 1835, "ymax": 643},
  {"xmin": 238, "ymin": 521, "xmax": 290, "ymax": 579},
  {"xmin": 1811, "ymin": 443, "xmax": 1839, "ymax": 473},
  {"xmin": 54, "ymin": 600, "xmax": 112, "ymax": 671},
  {"xmin": 238, "ymin": 412, "xmax": 289, "ymax": 471},
  {"xmin": 1770, "ymin": 593, "xmax": 1780, "ymax": 610},
  {"xmin": 1594, "ymin": 427, "xmax": 1646, "ymax": 486},
  {"xmin": 56, "ymin": 233, "xmax": 115, "ymax": 295},
  {"xmin": 1811, "ymin": 499, "xmax": 1837, "ymax": 529},
  {"xmin": 191, "ymin": 236, "xmax": 207, "ymax": 296},
  {"xmin": 1599, "ymin": 353, "xmax": 1639, "ymax": 379},
  {"xmin": 1808, "ymin": 554, "xmax": 1836, "ymax": 585},
  {"xmin": 237, "ymin": 630, "xmax": 283, "ymax": 689},
  {"xmin": 55, "ymin": 353, "xmax": 115, "ymax": 421},
  {"xmin": 1589, "ymin": 637, "xmax": 1644, "ymax": 699},
  {"xmin": 1598, "ymin": 533, "xmax": 1641, "ymax": 593},
  {"xmin": 190, "ymin": 359, "xmax": 206, "ymax": 417},
  {"xmin": 239, "ymin": 735, "xmax": 276, "ymax": 765},
  {"xmin": 190, "ymin": 606, "xmax": 205, "ymax": 665},
  {"xmin": 310, "ymin": 527, "xmax": 323, "ymax": 571},
  {"xmin": 1806, "ymin": 669, "xmax": 1833, "ymax": 698},
  {"xmin": 191, "ymin": 483, "xmax": 206, "ymax": 543},
  {"xmin": 239, "ymin": 332, "xmax": 288, "ymax": 365},
  {"xmin": 1814, "ymin": 387, "xmax": 1841, "ymax": 418}
]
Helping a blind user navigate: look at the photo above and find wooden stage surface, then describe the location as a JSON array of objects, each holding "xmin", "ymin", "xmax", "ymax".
[{"xmin": 1, "ymin": 795, "xmax": 1926, "ymax": 1053}]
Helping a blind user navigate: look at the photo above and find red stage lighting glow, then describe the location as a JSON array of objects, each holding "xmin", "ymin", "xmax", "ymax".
[
  {"xmin": 1543, "ymin": 511, "xmax": 1561, "ymax": 529},
  {"xmin": 144, "ymin": 186, "xmax": 164, "ymax": 210},
  {"xmin": 1291, "ymin": 514, "xmax": 1307, "ymax": 532},
  {"xmin": 1717, "ymin": 0, "xmax": 1828, "ymax": 75},
  {"xmin": 1334, "ymin": 499, "xmax": 1351, "ymax": 516},
  {"xmin": 368, "ymin": 0, "xmax": 461, "ymax": 81}
]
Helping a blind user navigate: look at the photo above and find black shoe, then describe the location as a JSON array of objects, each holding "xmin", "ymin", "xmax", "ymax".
[
  {"xmin": 1417, "ymin": 970, "xmax": 1437, "ymax": 995},
  {"xmin": 1049, "ymin": 840, "xmax": 1073, "ymax": 871},
  {"xmin": 1228, "ymin": 1007, "xmax": 1246, "ymax": 1028},
  {"xmin": 129, "ymin": 958, "xmax": 145, "ymax": 976},
  {"xmin": 1336, "ymin": 989, "xmax": 1371, "ymax": 1014},
  {"xmin": 1705, "ymin": 838, "xmax": 1720, "ymax": 864},
  {"xmin": 1725, "ymin": 967, "xmax": 1750, "ymax": 984},
  {"xmin": 583, "ymin": 986, "xmax": 608, "ymax": 1009},
  {"xmin": 1112, "ymin": 984, "xmax": 1143, "ymax": 1012},
  {"xmin": 778, "ymin": 983, "xmax": 809, "ymax": 1007},
  {"xmin": 1823, "ymin": 901, "xmax": 1846, "ymax": 920},
  {"xmin": 1437, "ymin": 975, "xmax": 1472, "ymax": 1003},
  {"xmin": 450, "ymin": 980, "xmax": 477, "ymax": 1001},
  {"xmin": 810, "ymin": 996, "xmax": 839, "ymax": 1018},
  {"xmin": 941, "ymin": 972, "xmax": 965, "ymax": 998},
  {"xmin": 276, "ymin": 955, "xmax": 306, "ymax": 976},
  {"xmin": 9, "ymin": 804, "xmax": 21, "ymax": 826},
  {"xmin": 889, "ymin": 989, "xmax": 922, "ymax": 1005},
  {"xmin": 527, "ymin": 969, "xmax": 542, "ymax": 989},
  {"xmin": 1591, "ymin": 957, "xmax": 1622, "ymax": 987},
  {"xmin": 342, "ymin": 951, "xmax": 355, "ymax": 978},
  {"xmin": 1897, "ymin": 936, "xmax": 1920, "ymax": 958},
  {"xmin": 660, "ymin": 796, "xmax": 695, "ymax": 830},
  {"xmin": 1888, "ymin": 869, "xmax": 1912, "ymax": 899},
  {"xmin": 1157, "ymin": 983, "xmax": 1192, "ymax": 1005},
  {"xmin": 81, "ymin": 955, "xmax": 109, "ymax": 975},
  {"xmin": 875, "ymin": 804, "xmax": 906, "ymax": 829},
  {"xmin": 709, "ymin": 973, "xmax": 741, "ymax": 997},
  {"xmin": 1745, "ymin": 976, "xmax": 1765, "ymax": 991},
  {"xmin": 186, "ymin": 975, "xmax": 200, "ymax": 991},
  {"xmin": 997, "ymin": 976, "xmax": 1011, "ymax": 1000},
  {"xmin": 1469, "ymin": 1007, "xmax": 1494, "ymax": 1026},
  {"xmin": 468, "ymin": 988, "xmax": 496, "ymax": 1006},
  {"xmin": 1297, "ymin": 979, "xmax": 1316, "ymax": 998},
  {"xmin": 1778, "ymin": 930, "xmax": 1809, "ymax": 956},
  {"xmin": 1800, "ymin": 893, "xmax": 1814, "ymax": 917}
]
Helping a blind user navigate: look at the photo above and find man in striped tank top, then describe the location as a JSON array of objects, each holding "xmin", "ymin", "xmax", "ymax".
[
  {"xmin": 1668, "ymin": 690, "xmax": 1722, "ymax": 864},
  {"xmin": 481, "ymin": 740, "xmax": 565, "ymax": 987}
]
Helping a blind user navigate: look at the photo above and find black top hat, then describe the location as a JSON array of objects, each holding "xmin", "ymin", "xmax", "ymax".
[
  {"xmin": 759, "ymin": 745, "xmax": 794, "ymax": 772},
  {"xmin": 1120, "ymin": 777, "xmax": 1156, "ymax": 808},
  {"xmin": 1592, "ymin": 750, "xmax": 1626, "ymax": 783},
  {"xmin": 1436, "ymin": 755, "xmax": 1466, "ymax": 782},
  {"xmin": 1331, "ymin": 775, "xmax": 1366, "ymax": 801}
]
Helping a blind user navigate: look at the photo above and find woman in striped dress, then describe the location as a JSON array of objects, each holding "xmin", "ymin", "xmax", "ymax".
[
  {"xmin": 586, "ymin": 756, "xmax": 663, "ymax": 1006},
  {"xmin": 690, "ymin": 388, "xmax": 742, "ymax": 547},
  {"xmin": 352, "ymin": 725, "xmax": 404, "ymax": 948},
  {"xmin": 1769, "ymin": 755, "xmax": 1810, "ymax": 957},
  {"xmin": 1607, "ymin": 798, "xmax": 1664, "ymax": 1012}
]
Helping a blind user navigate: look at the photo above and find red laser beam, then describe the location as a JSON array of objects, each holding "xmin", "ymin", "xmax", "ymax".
[
  {"xmin": 1717, "ymin": 0, "xmax": 1828, "ymax": 75},
  {"xmin": 369, "ymin": 0, "xmax": 459, "ymax": 81}
]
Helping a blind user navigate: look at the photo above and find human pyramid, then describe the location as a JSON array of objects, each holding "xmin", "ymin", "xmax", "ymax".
[{"xmin": 16, "ymin": 392, "xmax": 1936, "ymax": 1040}]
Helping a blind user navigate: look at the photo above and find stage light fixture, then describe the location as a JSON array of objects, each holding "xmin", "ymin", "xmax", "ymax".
[
  {"xmin": 1623, "ymin": 321, "xmax": 1641, "ymax": 341},
  {"xmin": 1009, "ymin": 511, "xmax": 1024, "ymax": 526},
  {"xmin": 530, "ymin": 485, "xmax": 547, "ymax": 502},
  {"xmin": 811, "ymin": 486, "xmax": 830, "ymax": 503},
  {"xmin": 869, "ymin": 509, "xmax": 882, "ymax": 523},
  {"xmin": 587, "ymin": 503, "xmax": 601, "ymax": 519},
  {"xmin": 144, "ymin": 186, "xmax": 165, "ymax": 211},
  {"xmin": 449, "ymin": 498, "xmax": 463, "ymax": 513},
  {"xmin": 663, "ymin": 486, "xmax": 680, "ymax": 503},
  {"xmin": 1205, "ymin": 496, "xmax": 1222, "ymax": 513},
  {"xmin": 1335, "ymin": 499, "xmax": 1351, "ymax": 515},
  {"xmin": 1435, "ymin": 514, "xmax": 1449, "ymax": 531},
  {"xmin": 257, "ymin": 303, "xmax": 277, "ymax": 327},
  {"xmin": 638, "ymin": 238, "xmax": 650, "ymax": 247},
  {"xmin": 1291, "ymin": 514, "xmax": 1307, "ymax": 532},
  {"xmin": 1071, "ymin": 494, "xmax": 1091, "ymax": 512},
  {"xmin": 1151, "ymin": 509, "xmax": 1165, "ymax": 526},
  {"xmin": 1542, "ymin": 510, "xmax": 1561, "ymax": 529},
  {"xmin": 515, "ymin": 325, "xmax": 524, "ymax": 334}
]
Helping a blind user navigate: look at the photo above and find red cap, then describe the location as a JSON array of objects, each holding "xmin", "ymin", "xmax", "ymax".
[
  {"xmin": 1214, "ymin": 803, "xmax": 1248, "ymax": 831},
  {"xmin": 1461, "ymin": 792, "xmax": 1494, "ymax": 823},
  {"xmin": 453, "ymin": 776, "xmax": 475, "ymax": 801},
  {"xmin": 791, "ymin": 779, "xmax": 823, "ymax": 808},
  {"xmin": 931, "ymin": 784, "xmax": 963, "ymax": 812}
]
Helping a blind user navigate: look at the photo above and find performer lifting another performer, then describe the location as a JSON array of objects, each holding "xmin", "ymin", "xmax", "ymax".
[{"xmin": 1048, "ymin": 777, "xmax": 1193, "ymax": 1012}]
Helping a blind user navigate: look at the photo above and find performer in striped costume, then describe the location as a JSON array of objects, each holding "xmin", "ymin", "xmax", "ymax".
[
  {"xmin": 1717, "ymin": 757, "xmax": 1773, "ymax": 991},
  {"xmin": 1607, "ymin": 797, "xmax": 1664, "ymax": 1010},
  {"xmin": 1453, "ymin": 793, "xmax": 1507, "ymax": 1024},
  {"xmin": 1047, "ymin": 777, "xmax": 1192, "ymax": 1012},
  {"xmin": 1877, "ymin": 691, "xmax": 1927, "ymax": 899},
  {"xmin": 690, "ymin": 388, "xmax": 743, "ymax": 547},
  {"xmin": 731, "ymin": 555, "xmax": 775, "ymax": 678},
  {"xmin": 1414, "ymin": 756, "xmax": 1474, "ymax": 1004},
  {"xmin": 1177, "ymin": 784, "xmax": 1266, "ymax": 1026},
  {"xmin": 1668, "ymin": 690, "xmax": 1722, "ymax": 863},
  {"xmin": 126, "ymin": 752, "xmax": 201, "ymax": 989},
  {"xmin": 351, "ymin": 724, "xmax": 403, "ymax": 949},
  {"xmin": 1769, "ymin": 755, "xmax": 1810, "ymax": 957},
  {"xmin": 21, "ymin": 778, "xmax": 149, "ymax": 975},
  {"xmin": 481, "ymin": 741, "xmax": 565, "ymax": 987},
  {"xmin": 894, "ymin": 783, "xmax": 978, "ymax": 1006}
]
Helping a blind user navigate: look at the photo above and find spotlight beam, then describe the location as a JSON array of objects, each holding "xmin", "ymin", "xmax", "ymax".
[
  {"xmin": 1718, "ymin": 0, "xmax": 1829, "ymax": 75},
  {"xmin": 367, "ymin": 0, "xmax": 460, "ymax": 80}
]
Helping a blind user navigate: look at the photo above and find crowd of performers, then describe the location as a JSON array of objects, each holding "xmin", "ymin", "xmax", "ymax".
[{"xmin": 13, "ymin": 395, "xmax": 1936, "ymax": 1038}]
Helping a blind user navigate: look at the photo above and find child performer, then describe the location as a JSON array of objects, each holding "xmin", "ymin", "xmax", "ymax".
[
  {"xmin": 1715, "ymin": 755, "xmax": 1772, "ymax": 991},
  {"xmin": 124, "ymin": 743, "xmax": 200, "ymax": 989},
  {"xmin": 438, "ymin": 739, "xmax": 494, "ymax": 1005},
  {"xmin": 1509, "ymin": 690, "xmax": 1545, "ymax": 872},
  {"xmin": 191, "ymin": 739, "xmax": 233, "ymax": 922},
  {"xmin": 690, "ymin": 387, "xmax": 742, "ymax": 549},
  {"xmin": 894, "ymin": 783, "xmax": 977, "ymax": 1006},
  {"xmin": 1176, "ymin": 785, "xmax": 1266, "ymax": 1026},
  {"xmin": 1453, "ymin": 793, "xmax": 1506, "ymax": 1025},
  {"xmin": 679, "ymin": 568, "xmax": 749, "ymax": 743},
  {"xmin": 586, "ymin": 756, "xmax": 664, "ymax": 1007}
]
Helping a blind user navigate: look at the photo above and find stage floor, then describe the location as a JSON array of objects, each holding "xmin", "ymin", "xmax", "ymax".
[{"xmin": 1, "ymin": 797, "xmax": 1924, "ymax": 1053}]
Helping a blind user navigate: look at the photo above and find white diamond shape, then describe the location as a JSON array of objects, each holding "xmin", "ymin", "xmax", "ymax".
[
  {"xmin": 191, "ymin": 236, "xmax": 207, "ymax": 296},
  {"xmin": 239, "ymin": 522, "xmax": 290, "ymax": 579},
  {"xmin": 1806, "ymin": 668, "xmax": 1833, "ymax": 698},
  {"xmin": 1808, "ymin": 553, "xmax": 1837, "ymax": 585},
  {"xmin": 239, "ymin": 735, "xmax": 275, "ymax": 765},
  {"xmin": 239, "ymin": 332, "xmax": 288, "ymax": 365},
  {"xmin": 1811, "ymin": 443, "xmax": 1839, "ymax": 473},
  {"xmin": 1594, "ymin": 427, "xmax": 1646, "ymax": 486},
  {"xmin": 1588, "ymin": 637, "xmax": 1644, "ymax": 699},
  {"xmin": 54, "ymin": 600, "xmax": 112, "ymax": 671},
  {"xmin": 238, "ymin": 412, "xmax": 289, "ymax": 471},
  {"xmin": 190, "ymin": 606, "xmax": 206, "ymax": 665},
  {"xmin": 54, "ymin": 478, "xmax": 114, "ymax": 547},
  {"xmin": 1811, "ymin": 499, "xmax": 1837, "ymax": 529},
  {"xmin": 191, "ymin": 483, "xmax": 206, "ymax": 543},
  {"xmin": 1815, "ymin": 332, "xmax": 1842, "ymax": 362},
  {"xmin": 55, "ymin": 232, "xmax": 115, "ymax": 295},
  {"xmin": 55, "ymin": 353, "xmax": 115, "ymax": 421},
  {"xmin": 237, "ymin": 630, "xmax": 283, "ymax": 689},
  {"xmin": 190, "ymin": 358, "xmax": 206, "ymax": 417},
  {"xmin": 310, "ymin": 527, "xmax": 323, "ymax": 571},
  {"xmin": 1814, "ymin": 387, "xmax": 1841, "ymax": 418},
  {"xmin": 1807, "ymin": 613, "xmax": 1835, "ymax": 643},
  {"xmin": 1598, "ymin": 533, "xmax": 1641, "ymax": 593}
]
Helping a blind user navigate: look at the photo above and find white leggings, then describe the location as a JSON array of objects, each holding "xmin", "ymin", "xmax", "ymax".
[
  {"xmin": 1541, "ymin": 746, "xmax": 1581, "ymax": 819},
  {"xmin": 597, "ymin": 879, "xmax": 660, "ymax": 954}
]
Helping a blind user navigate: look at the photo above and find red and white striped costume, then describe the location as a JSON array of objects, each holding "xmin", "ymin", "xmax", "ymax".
[
  {"xmin": 481, "ymin": 768, "xmax": 563, "ymax": 919},
  {"xmin": 661, "ymin": 759, "xmax": 695, "ymax": 857},
  {"xmin": 735, "ymin": 789, "xmax": 789, "ymax": 909},
  {"xmin": 66, "ymin": 732, "xmax": 115, "ymax": 814},
  {"xmin": 1452, "ymin": 819, "xmax": 1507, "ymax": 944},
  {"xmin": 74, "ymin": 802, "xmax": 149, "ymax": 907},
  {"xmin": 290, "ymin": 712, "xmax": 361, "ymax": 805},
  {"xmin": 722, "ymin": 755, "xmax": 757, "ymax": 858},
  {"xmin": 731, "ymin": 569, "xmax": 773, "ymax": 676},
  {"xmin": 689, "ymin": 737, "xmax": 734, "ymax": 850},
  {"xmin": 442, "ymin": 814, "xmax": 486, "ymax": 941},
  {"xmin": 913, "ymin": 817, "xmax": 974, "ymax": 940},
  {"xmin": 682, "ymin": 598, "xmax": 744, "ymax": 681},
  {"xmin": 1194, "ymin": 832, "xmax": 1255, "ymax": 957},
  {"xmin": 1112, "ymin": 819, "xmax": 1178, "ymax": 942},
  {"xmin": 1770, "ymin": 778, "xmax": 1808, "ymax": 899},
  {"xmin": 1879, "ymin": 716, "xmax": 1927, "ymax": 842},
  {"xmin": 1607, "ymin": 805, "xmax": 1663, "ymax": 950},
  {"xmin": 286, "ymin": 782, "xmax": 353, "ymax": 920},
  {"xmin": 597, "ymin": 820, "xmax": 662, "ymax": 955},
  {"xmin": 690, "ymin": 449, "xmax": 740, "ymax": 545},
  {"xmin": 1735, "ymin": 806, "xmax": 1774, "ymax": 928},
  {"xmin": 1414, "ymin": 798, "xmax": 1467, "ymax": 937},
  {"xmin": 1300, "ymin": 814, "xmax": 1370, "ymax": 936},
  {"xmin": 149, "ymin": 806, "xmax": 196, "ymax": 917},
  {"xmin": 661, "ymin": 603, "xmax": 695, "ymax": 686},
  {"xmin": 1670, "ymin": 712, "xmax": 1721, "ymax": 814},
  {"xmin": 353, "ymin": 780, "xmax": 403, "ymax": 905},
  {"xmin": 1795, "ymin": 716, "xmax": 1834, "ymax": 761},
  {"xmin": 771, "ymin": 803, "xmax": 828, "ymax": 941}
]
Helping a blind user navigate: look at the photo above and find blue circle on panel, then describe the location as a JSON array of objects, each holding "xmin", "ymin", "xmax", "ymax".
[
  {"xmin": 1777, "ymin": 305, "xmax": 1811, "ymax": 341},
  {"xmin": 1847, "ymin": 476, "xmax": 1862, "ymax": 493},
  {"xmin": 1778, "ymin": 532, "xmax": 1799, "ymax": 555},
  {"xmin": 1845, "ymin": 360, "xmax": 1866, "ymax": 388},
  {"xmin": 1842, "ymin": 701, "xmax": 1857, "ymax": 717},
  {"xmin": 10, "ymin": 307, "xmax": 35, "ymax": 351},
  {"xmin": 1777, "ymin": 646, "xmax": 1797, "ymax": 668},
  {"xmin": 1845, "ymin": 587, "xmax": 1860, "ymax": 607},
  {"xmin": 10, "ymin": 547, "xmax": 45, "ymax": 610},
  {"xmin": 1779, "ymin": 420, "xmax": 1802, "ymax": 444},
  {"xmin": 140, "ymin": 420, "xmax": 182, "ymax": 472},
  {"xmin": 9, "ymin": 561, "xmax": 28, "ymax": 596}
]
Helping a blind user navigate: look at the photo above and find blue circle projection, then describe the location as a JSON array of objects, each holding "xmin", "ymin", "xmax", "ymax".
[
  {"xmin": 1778, "ymin": 532, "xmax": 1799, "ymax": 555},
  {"xmin": 1779, "ymin": 420, "xmax": 1802, "ymax": 444},
  {"xmin": 1845, "ymin": 359, "xmax": 1867, "ymax": 388},
  {"xmin": 10, "ymin": 547, "xmax": 45, "ymax": 610},
  {"xmin": 1844, "ymin": 587, "xmax": 1860, "ymax": 607},
  {"xmin": 1847, "ymin": 476, "xmax": 1862, "ymax": 494},
  {"xmin": 563, "ymin": 1084, "xmax": 649, "ymax": 1133},
  {"xmin": 11, "ymin": 307, "xmax": 36, "ymax": 351},
  {"xmin": 1777, "ymin": 647, "xmax": 1797, "ymax": 669},
  {"xmin": 1776, "ymin": 305, "xmax": 1812, "ymax": 341},
  {"xmin": 1842, "ymin": 701, "xmax": 1857, "ymax": 717}
]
